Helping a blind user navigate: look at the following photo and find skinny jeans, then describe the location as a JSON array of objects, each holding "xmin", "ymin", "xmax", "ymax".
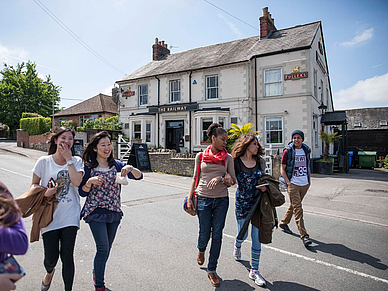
[
  {"xmin": 88, "ymin": 220, "xmax": 121, "ymax": 288},
  {"xmin": 196, "ymin": 196, "xmax": 229, "ymax": 273},
  {"xmin": 42, "ymin": 226, "xmax": 78, "ymax": 291}
]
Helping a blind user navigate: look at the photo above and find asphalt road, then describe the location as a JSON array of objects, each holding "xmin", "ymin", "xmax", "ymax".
[{"xmin": 0, "ymin": 149, "xmax": 387, "ymax": 290}]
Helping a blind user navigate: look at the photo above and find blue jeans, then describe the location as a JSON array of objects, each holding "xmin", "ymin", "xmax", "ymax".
[
  {"xmin": 235, "ymin": 218, "xmax": 261, "ymax": 251},
  {"xmin": 196, "ymin": 196, "xmax": 229, "ymax": 273},
  {"xmin": 88, "ymin": 220, "xmax": 121, "ymax": 288}
]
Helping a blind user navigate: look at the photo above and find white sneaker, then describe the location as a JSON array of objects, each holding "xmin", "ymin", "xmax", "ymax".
[
  {"xmin": 233, "ymin": 246, "xmax": 241, "ymax": 261},
  {"xmin": 249, "ymin": 269, "xmax": 266, "ymax": 286}
]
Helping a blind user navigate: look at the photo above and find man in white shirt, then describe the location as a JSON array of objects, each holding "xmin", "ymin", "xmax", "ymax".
[{"xmin": 279, "ymin": 130, "xmax": 312, "ymax": 247}]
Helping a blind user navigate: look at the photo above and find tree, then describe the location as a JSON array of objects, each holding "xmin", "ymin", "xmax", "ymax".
[
  {"xmin": 0, "ymin": 61, "xmax": 61, "ymax": 138},
  {"xmin": 320, "ymin": 131, "xmax": 341, "ymax": 161},
  {"xmin": 226, "ymin": 123, "xmax": 261, "ymax": 152}
]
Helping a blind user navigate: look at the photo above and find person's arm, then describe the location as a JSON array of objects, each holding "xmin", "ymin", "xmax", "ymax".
[
  {"xmin": 31, "ymin": 173, "xmax": 56, "ymax": 197},
  {"xmin": 280, "ymin": 164, "xmax": 291, "ymax": 186},
  {"xmin": 224, "ymin": 155, "xmax": 236, "ymax": 186},
  {"xmin": 0, "ymin": 219, "xmax": 28, "ymax": 256},
  {"xmin": 58, "ymin": 144, "xmax": 83, "ymax": 186},
  {"xmin": 120, "ymin": 163, "xmax": 143, "ymax": 180}
]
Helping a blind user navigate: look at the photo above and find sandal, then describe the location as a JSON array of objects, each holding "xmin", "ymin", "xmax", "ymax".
[{"xmin": 41, "ymin": 268, "xmax": 55, "ymax": 291}]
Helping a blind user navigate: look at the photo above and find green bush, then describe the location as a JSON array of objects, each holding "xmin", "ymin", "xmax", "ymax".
[
  {"xmin": 76, "ymin": 126, "xmax": 85, "ymax": 132},
  {"xmin": 84, "ymin": 116, "xmax": 122, "ymax": 131},
  {"xmin": 20, "ymin": 116, "xmax": 51, "ymax": 135},
  {"xmin": 22, "ymin": 112, "xmax": 41, "ymax": 118},
  {"xmin": 61, "ymin": 120, "xmax": 77, "ymax": 130}
]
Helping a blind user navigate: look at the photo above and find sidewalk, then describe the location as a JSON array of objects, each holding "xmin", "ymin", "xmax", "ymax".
[{"xmin": 1, "ymin": 141, "xmax": 387, "ymax": 226}]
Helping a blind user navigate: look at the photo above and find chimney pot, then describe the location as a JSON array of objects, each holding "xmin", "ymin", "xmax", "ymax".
[
  {"xmin": 152, "ymin": 37, "xmax": 171, "ymax": 60},
  {"xmin": 260, "ymin": 7, "xmax": 276, "ymax": 39},
  {"xmin": 155, "ymin": 37, "xmax": 158, "ymax": 44},
  {"xmin": 161, "ymin": 41, "xmax": 165, "ymax": 46}
]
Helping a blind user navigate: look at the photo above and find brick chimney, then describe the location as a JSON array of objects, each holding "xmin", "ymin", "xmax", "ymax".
[
  {"xmin": 259, "ymin": 7, "xmax": 276, "ymax": 39},
  {"xmin": 152, "ymin": 37, "xmax": 170, "ymax": 61}
]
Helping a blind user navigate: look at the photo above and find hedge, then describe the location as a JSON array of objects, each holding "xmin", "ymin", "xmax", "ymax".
[{"xmin": 20, "ymin": 117, "xmax": 51, "ymax": 135}]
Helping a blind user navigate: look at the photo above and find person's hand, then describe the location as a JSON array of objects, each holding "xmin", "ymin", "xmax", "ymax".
[
  {"xmin": 45, "ymin": 179, "xmax": 57, "ymax": 197},
  {"xmin": 0, "ymin": 273, "xmax": 23, "ymax": 291},
  {"xmin": 257, "ymin": 185, "xmax": 267, "ymax": 192},
  {"xmin": 121, "ymin": 165, "xmax": 134, "ymax": 177},
  {"xmin": 87, "ymin": 176, "xmax": 104, "ymax": 187},
  {"xmin": 223, "ymin": 173, "xmax": 234, "ymax": 186},
  {"xmin": 207, "ymin": 177, "xmax": 221, "ymax": 189},
  {"xmin": 186, "ymin": 196, "xmax": 196, "ymax": 215},
  {"xmin": 58, "ymin": 142, "xmax": 72, "ymax": 162}
]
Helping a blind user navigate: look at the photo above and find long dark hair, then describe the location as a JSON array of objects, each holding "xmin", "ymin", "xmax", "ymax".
[
  {"xmin": 207, "ymin": 123, "xmax": 227, "ymax": 142},
  {"xmin": 231, "ymin": 133, "xmax": 264, "ymax": 163},
  {"xmin": 82, "ymin": 131, "xmax": 115, "ymax": 169},
  {"xmin": 48, "ymin": 127, "xmax": 76, "ymax": 155},
  {"xmin": 0, "ymin": 182, "xmax": 21, "ymax": 228}
]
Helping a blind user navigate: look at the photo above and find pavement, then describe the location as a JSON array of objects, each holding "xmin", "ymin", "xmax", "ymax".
[{"xmin": 1, "ymin": 140, "xmax": 387, "ymax": 227}]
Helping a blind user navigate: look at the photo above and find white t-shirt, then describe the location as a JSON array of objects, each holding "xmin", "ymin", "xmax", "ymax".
[
  {"xmin": 32, "ymin": 155, "xmax": 84, "ymax": 234},
  {"xmin": 290, "ymin": 148, "xmax": 309, "ymax": 186}
]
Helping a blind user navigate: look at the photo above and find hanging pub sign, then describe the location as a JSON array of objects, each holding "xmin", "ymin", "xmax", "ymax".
[
  {"xmin": 284, "ymin": 66, "xmax": 308, "ymax": 80},
  {"xmin": 122, "ymin": 86, "xmax": 135, "ymax": 97}
]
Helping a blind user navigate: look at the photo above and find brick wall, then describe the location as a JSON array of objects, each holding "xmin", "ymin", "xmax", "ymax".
[
  {"xmin": 148, "ymin": 150, "xmax": 196, "ymax": 176},
  {"xmin": 17, "ymin": 130, "xmax": 29, "ymax": 148}
]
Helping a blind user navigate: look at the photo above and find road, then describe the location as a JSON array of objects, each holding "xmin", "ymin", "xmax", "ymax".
[{"xmin": 0, "ymin": 148, "xmax": 387, "ymax": 290}]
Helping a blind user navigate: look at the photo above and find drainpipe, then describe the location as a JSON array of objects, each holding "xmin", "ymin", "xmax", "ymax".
[
  {"xmin": 254, "ymin": 56, "xmax": 258, "ymax": 131},
  {"xmin": 189, "ymin": 71, "xmax": 193, "ymax": 152},
  {"xmin": 155, "ymin": 76, "xmax": 160, "ymax": 147}
]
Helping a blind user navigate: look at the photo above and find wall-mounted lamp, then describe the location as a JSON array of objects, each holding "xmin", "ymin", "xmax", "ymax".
[
  {"xmin": 318, "ymin": 101, "xmax": 327, "ymax": 115},
  {"xmin": 284, "ymin": 109, "xmax": 288, "ymax": 114}
]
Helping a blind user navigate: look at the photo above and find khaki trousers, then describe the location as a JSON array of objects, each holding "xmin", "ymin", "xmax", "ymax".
[{"xmin": 280, "ymin": 183, "xmax": 310, "ymax": 238}]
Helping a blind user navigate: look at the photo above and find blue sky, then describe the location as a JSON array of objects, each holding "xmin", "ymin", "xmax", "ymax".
[{"xmin": 1, "ymin": 0, "xmax": 387, "ymax": 110}]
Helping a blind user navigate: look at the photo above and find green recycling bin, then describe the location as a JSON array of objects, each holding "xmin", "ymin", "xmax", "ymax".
[{"xmin": 358, "ymin": 151, "xmax": 377, "ymax": 168}]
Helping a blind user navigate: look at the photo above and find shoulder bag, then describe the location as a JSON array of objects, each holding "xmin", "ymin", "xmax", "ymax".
[{"xmin": 183, "ymin": 153, "xmax": 202, "ymax": 216}]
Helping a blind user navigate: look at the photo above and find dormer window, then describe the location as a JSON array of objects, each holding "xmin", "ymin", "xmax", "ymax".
[
  {"xmin": 354, "ymin": 122, "xmax": 362, "ymax": 127},
  {"xmin": 380, "ymin": 121, "xmax": 387, "ymax": 126}
]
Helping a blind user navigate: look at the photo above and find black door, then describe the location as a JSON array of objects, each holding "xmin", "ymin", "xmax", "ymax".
[{"xmin": 166, "ymin": 120, "xmax": 184, "ymax": 153}]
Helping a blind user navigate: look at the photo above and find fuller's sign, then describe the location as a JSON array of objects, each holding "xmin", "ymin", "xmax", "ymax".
[{"xmin": 284, "ymin": 66, "xmax": 308, "ymax": 80}]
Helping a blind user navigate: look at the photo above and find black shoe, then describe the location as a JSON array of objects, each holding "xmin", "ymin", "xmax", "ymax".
[
  {"xmin": 279, "ymin": 224, "xmax": 293, "ymax": 234},
  {"xmin": 302, "ymin": 237, "xmax": 312, "ymax": 246}
]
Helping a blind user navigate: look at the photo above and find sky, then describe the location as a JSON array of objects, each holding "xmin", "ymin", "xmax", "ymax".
[{"xmin": 1, "ymin": 0, "xmax": 387, "ymax": 111}]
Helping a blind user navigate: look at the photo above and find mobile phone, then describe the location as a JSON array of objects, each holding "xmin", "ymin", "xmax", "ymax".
[
  {"xmin": 49, "ymin": 179, "xmax": 56, "ymax": 188},
  {"xmin": 0, "ymin": 255, "xmax": 25, "ymax": 282},
  {"xmin": 256, "ymin": 183, "xmax": 269, "ymax": 188}
]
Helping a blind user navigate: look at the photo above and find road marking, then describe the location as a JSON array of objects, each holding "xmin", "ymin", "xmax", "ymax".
[
  {"xmin": 0, "ymin": 167, "xmax": 31, "ymax": 178},
  {"xmin": 223, "ymin": 233, "xmax": 388, "ymax": 284}
]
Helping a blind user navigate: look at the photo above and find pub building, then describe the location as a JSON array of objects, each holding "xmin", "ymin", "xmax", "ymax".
[{"xmin": 115, "ymin": 7, "xmax": 334, "ymax": 158}]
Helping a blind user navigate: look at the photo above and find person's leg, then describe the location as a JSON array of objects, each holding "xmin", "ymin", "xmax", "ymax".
[
  {"xmin": 233, "ymin": 218, "xmax": 247, "ymax": 260},
  {"xmin": 207, "ymin": 196, "xmax": 229, "ymax": 273},
  {"xmin": 280, "ymin": 185, "xmax": 294, "ymax": 225},
  {"xmin": 196, "ymin": 197, "xmax": 212, "ymax": 254},
  {"xmin": 106, "ymin": 220, "xmax": 121, "ymax": 258},
  {"xmin": 59, "ymin": 226, "xmax": 78, "ymax": 291},
  {"xmin": 42, "ymin": 229, "xmax": 60, "ymax": 285},
  {"xmin": 250, "ymin": 225, "xmax": 261, "ymax": 270},
  {"xmin": 89, "ymin": 221, "xmax": 110, "ymax": 288},
  {"xmin": 289, "ymin": 184, "xmax": 309, "ymax": 238},
  {"xmin": 297, "ymin": 184, "xmax": 310, "ymax": 238}
]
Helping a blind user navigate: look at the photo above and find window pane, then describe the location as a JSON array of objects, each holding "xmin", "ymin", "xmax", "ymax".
[
  {"xmin": 265, "ymin": 117, "xmax": 283, "ymax": 144},
  {"xmin": 202, "ymin": 119, "xmax": 212, "ymax": 142}
]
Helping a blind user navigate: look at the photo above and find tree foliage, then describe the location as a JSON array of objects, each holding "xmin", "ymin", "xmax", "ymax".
[
  {"xmin": 226, "ymin": 123, "xmax": 261, "ymax": 152},
  {"xmin": 0, "ymin": 61, "xmax": 61, "ymax": 137},
  {"xmin": 320, "ymin": 131, "xmax": 341, "ymax": 161}
]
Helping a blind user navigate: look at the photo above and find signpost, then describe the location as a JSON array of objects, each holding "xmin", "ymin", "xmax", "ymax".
[{"xmin": 128, "ymin": 143, "xmax": 151, "ymax": 171}]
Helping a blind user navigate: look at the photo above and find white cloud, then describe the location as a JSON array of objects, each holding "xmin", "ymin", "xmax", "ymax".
[
  {"xmin": 0, "ymin": 44, "xmax": 29, "ymax": 65},
  {"xmin": 217, "ymin": 14, "xmax": 244, "ymax": 38},
  {"xmin": 340, "ymin": 28, "xmax": 374, "ymax": 47},
  {"xmin": 334, "ymin": 73, "xmax": 388, "ymax": 110}
]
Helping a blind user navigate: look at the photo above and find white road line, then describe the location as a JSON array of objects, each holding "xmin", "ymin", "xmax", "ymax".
[
  {"xmin": 0, "ymin": 167, "xmax": 31, "ymax": 178},
  {"xmin": 223, "ymin": 233, "xmax": 388, "ymax": 284}
]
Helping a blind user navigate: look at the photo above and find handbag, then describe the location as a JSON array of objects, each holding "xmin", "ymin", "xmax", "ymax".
[{"xmin": 183, "ymin": 153, "xmax": 202, "ymax": 216}]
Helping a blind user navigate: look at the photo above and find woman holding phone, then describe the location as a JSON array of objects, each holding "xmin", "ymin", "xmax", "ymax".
[
  {"xmin": 31, "ymin": 127, "xmax": 84, "ymax": 291},
  {"xmin": 0, "ymin": 181, "xmax": 29, "ymax": 291},
  {"xmin": 231, "ymin": 133, "xmax": 267, "ymax": 287}
]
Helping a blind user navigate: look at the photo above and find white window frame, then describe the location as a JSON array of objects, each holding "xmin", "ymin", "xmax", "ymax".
[
  {"xmin": 206, "ymin": 75, "xmax": 218, "ymax": 100},
  {"xmin": 139, "ymin": 85, "xmax": 148, "ymax": 106},
  {"xmin": 264, "ymin": 68, "xmax": 282, "ymax": 97},
  {"xmin": 354, "ymin": 122, "xmax": 361, "ymax": 127},
  {"xmin": 146, "ymin": 121, "xmax": 151, "ymax": 143},
  {"xmin": 201, "ymin": 118, "xmax": 213, "ymax": 142},
  {"xmin": 265, "ymin": 116, "xmax": 283, "ymax": 145},
  {"xmin": 133, "ymin": 122, "xmax": 141, "ymax": 139},
  {"xmin": 313, "ymin": 70, "xmax": 317, "ymax": 98},
  {"xmin": 169, "ymin": 80, "xmax": 181, "ymax": 103},
  {"xmin": 313, "ymin": 116, "xmax": 318, "ymax": 147},
  {"xmin": 320, "ymin": 80, "xmax": 324, "ymax": 102},
  {"xmin": 79, "ymin": 114, "xmax": 98, "ymax": 127}
]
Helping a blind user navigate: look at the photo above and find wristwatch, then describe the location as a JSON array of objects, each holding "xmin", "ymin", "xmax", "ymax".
[{"xmin": 67, "ymin": 160, "xmax": 74, "ymax": 166}]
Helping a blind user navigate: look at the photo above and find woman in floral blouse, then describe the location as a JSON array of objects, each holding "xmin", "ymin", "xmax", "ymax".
[
  {"xmin": 231, "ymin": 133, "xmax": 267, "ymax": 287},
  {"xmin": 79, "ymin": 131, "xmax": 142, "ymax": 291}
]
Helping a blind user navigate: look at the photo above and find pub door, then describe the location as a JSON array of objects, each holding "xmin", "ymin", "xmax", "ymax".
[{"xmin": 166, "ymin": 120, "xmax": 184, "ymax": 153}]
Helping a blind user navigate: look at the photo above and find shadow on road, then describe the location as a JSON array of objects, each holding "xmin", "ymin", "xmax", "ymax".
[
  {"xmin": 307, "ymin": 239, "xmax": 388, "ymax": 270},
  {"xmin": 266, "ymin": 281, "xmax": 320, "ymax": 290}
]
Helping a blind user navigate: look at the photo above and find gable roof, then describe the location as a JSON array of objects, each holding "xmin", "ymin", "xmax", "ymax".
[
  {"xmin": 55, "ymin": 93, "xmax": 117, "ymax": 117},
  {"xmin": 118, "ymin": 21, "xmax": 320, "ymax": 82}
]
